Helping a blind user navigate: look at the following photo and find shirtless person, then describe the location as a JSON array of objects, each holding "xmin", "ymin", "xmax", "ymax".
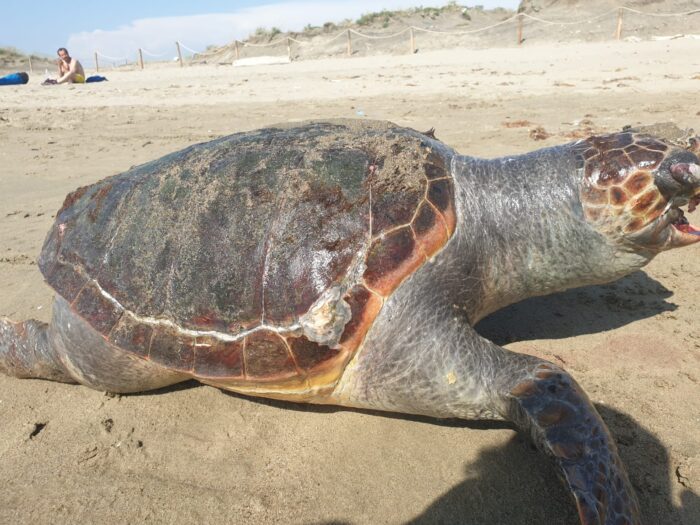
[{"xmin": 56, "ymin": 47, "xmax": 85, "ymax": 84}]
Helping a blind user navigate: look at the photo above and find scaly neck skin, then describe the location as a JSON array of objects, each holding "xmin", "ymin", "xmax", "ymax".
[{"xmin": 450, "ymin": 146, "xmax": 653, "ymax": 323}]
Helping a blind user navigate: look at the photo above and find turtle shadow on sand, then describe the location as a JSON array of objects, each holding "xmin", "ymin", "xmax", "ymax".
[
  {"xmin": 228, "ymin": 393, "xmax": 699, "ymax": 524},
  {"xmin": 475, "ymin": 270, "xmax": 675, "ymax": 344},
  {"xmin": 403, "ymin": 405, "xmax": 699, "ymax": 525}
]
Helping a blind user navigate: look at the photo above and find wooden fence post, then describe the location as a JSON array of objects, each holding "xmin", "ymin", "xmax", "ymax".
[
  {"xmin": 517, "ymin": 14, "xmax": 524, "ymax": 45},
  {"xmin": 176, "ymin": 41, "xmax": 184, "ymax": 67},
  {"xmin": 346, "ymin": 29, "xmax": 352, "ymax": 57},
  {"xmin": 94, "ymin": 52, "xmax": 99, "ymax": 73},
  {"xmin": 287, "ymin": 37, "xmax": 292, "ymax": 61},
  {"xmin": 615, "ymin": 8, "xmax": 623, "ymax": 40},
  {"xmin": 28, "ymin": 56, "xmax": 33, "ymax": 74},
  {"xmin": 234, "ymin": 40, "xmax": 240, "ymax": 60},
  {"xmin": 410, "ymin": 27, "xmax": 415, "ymax": 54},
  {"xmin": 138, "ymin": 48, "xmax": 144, "ymax": 69}
]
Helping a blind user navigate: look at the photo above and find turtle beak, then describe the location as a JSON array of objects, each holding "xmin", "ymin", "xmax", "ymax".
[{"xmin": 670, "ymin": 162, "xmax": 700, "ymax": 189}]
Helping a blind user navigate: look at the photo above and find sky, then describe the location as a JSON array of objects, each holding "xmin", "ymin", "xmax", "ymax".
[{"xmin": 3, "ymin": 0, "xmax": 520, "ymax": 64}]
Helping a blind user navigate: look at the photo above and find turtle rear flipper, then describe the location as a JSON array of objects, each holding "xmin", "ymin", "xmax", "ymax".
[
  {"xmin": 0, "ymin": 317, "xmax": 73, "ymax": 383},
  {"xmin": 506, "ymin": 361, "xmax": 641, "ymax": 525},
  {"xmin": 1, "ymin": 297, "xmax": 189, "ymax": 393}
]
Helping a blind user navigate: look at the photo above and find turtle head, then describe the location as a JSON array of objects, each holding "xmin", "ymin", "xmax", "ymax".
[{"xmin": 579, "ymin": 133, "xmax": 700, "ymax": 253}]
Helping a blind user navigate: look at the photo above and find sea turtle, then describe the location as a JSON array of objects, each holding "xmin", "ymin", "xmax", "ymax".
[{"xmin": 2, "ymin": 119, "xmax": 699, "ymax": 524}]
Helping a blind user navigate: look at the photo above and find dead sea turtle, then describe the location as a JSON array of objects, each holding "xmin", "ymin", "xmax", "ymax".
[{"xmin": 2, "ymin": 119, "xmax": 700, "ymax": 524}]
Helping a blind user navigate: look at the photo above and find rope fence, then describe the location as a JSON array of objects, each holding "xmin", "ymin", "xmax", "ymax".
[
  {"xmin": 38, "ymin": 5, "xmax": 699, "ymax": 73},
  {"xmin": 219, "ymin": 5, "xmax": 700, "ymax": 63},
  {"xmin": 89, "ymin": 41, "xmax": 202, "ymax": 72}
]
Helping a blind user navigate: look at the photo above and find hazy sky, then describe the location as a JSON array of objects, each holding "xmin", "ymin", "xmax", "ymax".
[{"xmin": 3, "ymin": 0, "xmax": 520, "ymax": 63}]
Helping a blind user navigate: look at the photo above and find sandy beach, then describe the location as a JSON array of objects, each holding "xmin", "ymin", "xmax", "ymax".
[{"xmin": 1, "ymin": 37, "xmax": 699, "ymax": 524}]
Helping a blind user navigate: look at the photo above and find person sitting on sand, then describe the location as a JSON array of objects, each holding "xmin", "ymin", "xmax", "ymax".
[{"xmin": 56, "ymin": 47, "xmax": 85, "ymax": 84}]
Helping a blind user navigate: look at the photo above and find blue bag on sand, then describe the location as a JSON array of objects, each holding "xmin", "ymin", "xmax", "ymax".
[
  {"xmin": 86, "ymin": 75, "xmax": 108, "ymax": 83},
  {"xmin": 0, "ymin": 72, "xmax": 29, "ymax": 86}
]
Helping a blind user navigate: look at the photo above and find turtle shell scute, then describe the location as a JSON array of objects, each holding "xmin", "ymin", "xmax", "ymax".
[
  {"xmin": 364, "ymin": 226, "xmax": 424, "ymax": 295},
  {"xmin": 287, "ymin": 336, "xmax": 341, "ymax": 373},
  {"xmin": 149, "ymin": 327, "xmax": 196, "ymax": 373},
  {"xmin": 244, "ymin": 332, "xmax": 296, "ymax": 380},
  {"xmin": 194, "ymin": 338, "xmax": 244, "ymax": 379},
  {"xmin": 72, "ymin": 281, "xmax": 122, "ymax": 335},
  {"xmin": 109, "ymin": 315, "xmax": 153, "ymax": 358}
]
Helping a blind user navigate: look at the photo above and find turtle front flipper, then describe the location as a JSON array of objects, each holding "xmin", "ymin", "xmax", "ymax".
[
  {"xmin": 0, "ymin": 317, "xmax": 74, "ymax": 383},
  {"xmin": 332, "ymin": 285, "xmax": 641, "ymax": 523},
  {"xmin": 504, "ymin": 359, "xmax": 641, "ymax": 525}
]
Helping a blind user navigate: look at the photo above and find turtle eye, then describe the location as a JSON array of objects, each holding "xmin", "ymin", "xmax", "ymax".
[{"xmin": 669, "ymin": 163, "xmax": 700, "ymax": 187}]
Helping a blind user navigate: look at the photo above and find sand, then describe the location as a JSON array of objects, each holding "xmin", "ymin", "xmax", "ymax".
[{"xmin": 0, "ymin": 38, "xmax": 699, "ymax": 524}]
